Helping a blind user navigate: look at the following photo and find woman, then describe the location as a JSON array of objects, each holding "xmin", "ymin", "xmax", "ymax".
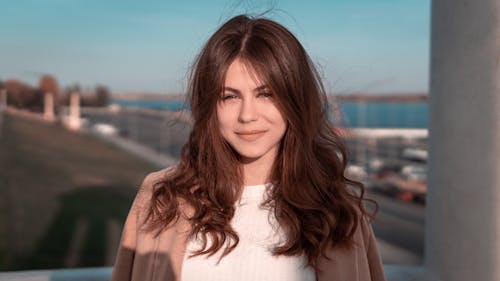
[{"xmin": 111, "ymin": 15, "xmax": 386, "ymax": 281}]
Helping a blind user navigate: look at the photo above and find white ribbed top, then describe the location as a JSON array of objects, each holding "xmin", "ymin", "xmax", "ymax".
[{"xmin": 180, "ymin": 184, "xmax": 316, "ymax": 281}]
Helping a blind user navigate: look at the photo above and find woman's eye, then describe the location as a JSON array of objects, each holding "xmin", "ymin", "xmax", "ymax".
[
  {"xmin": 258, "ymin": 92, "xmax": 273, "ymax": 98},
  {"xmin": 221, "ymin": 94, "xmax": 238, "ymax": 100}
]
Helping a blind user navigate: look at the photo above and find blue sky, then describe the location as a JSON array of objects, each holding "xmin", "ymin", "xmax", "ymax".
[{"xmin": 0, "ymin": 0, "xmax": 430, "ymax": 94}]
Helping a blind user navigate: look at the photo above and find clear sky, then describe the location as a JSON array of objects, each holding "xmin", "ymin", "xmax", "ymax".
[{"xmin": 0, "ymin": 0, "xmax": 430, "ymax": 94}]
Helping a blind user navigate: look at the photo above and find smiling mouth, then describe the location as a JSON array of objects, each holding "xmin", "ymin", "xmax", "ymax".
[{"xmin": 236, "ymin": 130, "xmax": 267, "ymax": 141}]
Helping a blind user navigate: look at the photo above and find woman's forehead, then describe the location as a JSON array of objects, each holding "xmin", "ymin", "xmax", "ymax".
[{"xmin": 224, "ymin": 58, "xmax": 267, "ymax": 89}]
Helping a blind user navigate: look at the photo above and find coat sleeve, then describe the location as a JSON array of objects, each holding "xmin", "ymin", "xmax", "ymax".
[
  {"xmin": 316, "ymin": 217, "xmax": 387, "ymax": 281},
  {"xmin": 110, "ymin": 170, "xmax": 166, "ymax": 281},
  {"xmin": 360, "ymin": 218, "xmax": 387, "ymax": 281}
]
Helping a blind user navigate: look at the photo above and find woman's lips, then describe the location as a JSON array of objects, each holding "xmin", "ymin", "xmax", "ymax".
[{"xmin": 236, "ymin": 130, "xmax": 267, "ymax": 141}]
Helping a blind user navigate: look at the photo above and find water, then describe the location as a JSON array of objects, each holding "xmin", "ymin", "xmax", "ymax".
[
  {"xmin": 337, "ymin": 102, "xmax": 428, "ymax": 128},
  {"xmin": 112, "ymin": 99, "xmax": 186, "ymax": 111},
  {"xmin": 111, "ymin": 99, "xmax": 428, "ymax": 128}
]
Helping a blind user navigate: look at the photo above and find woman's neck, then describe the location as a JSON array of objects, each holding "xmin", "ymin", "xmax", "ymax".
[{"xmin": 241, "ymin": 152, "xmax": 276, "ymax": 186}]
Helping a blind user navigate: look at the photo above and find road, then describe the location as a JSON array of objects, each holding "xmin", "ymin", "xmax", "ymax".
[{"xmin": 367, "ymin": 191, "xmax": 425, "ymax": 265}]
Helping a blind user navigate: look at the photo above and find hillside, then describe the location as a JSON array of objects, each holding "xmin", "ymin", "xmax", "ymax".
[{"xmin": 0, "ymin": 112, "xmax": 157, "ymax": 270}]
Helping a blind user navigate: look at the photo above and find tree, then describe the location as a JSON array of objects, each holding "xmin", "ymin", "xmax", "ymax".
[
  {"xmin": 38, "ymin": 75, "xmax": 59, "ymax": 96},
  {"xmin": 4, "ymin": 79, "xmax": 40, "ymax": 109},
  {"xmin": 95, "ymin": 85, "xmax": 110, "ymax": 107}
]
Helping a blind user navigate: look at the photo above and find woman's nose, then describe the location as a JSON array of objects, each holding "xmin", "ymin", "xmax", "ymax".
[{"xmin": 238, "ymin": 98, "xmax": 258, "ymax": 123}]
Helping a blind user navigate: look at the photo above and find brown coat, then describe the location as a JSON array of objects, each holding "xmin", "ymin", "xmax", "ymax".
[{"xmin": 111, "ymin": 169, "xmax": 387, "ymax": 281}]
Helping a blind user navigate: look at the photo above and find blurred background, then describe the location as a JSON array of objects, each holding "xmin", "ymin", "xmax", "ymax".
[{"xmin": 0, "ymin": 0, "xmax": 430, "ymax": 271}]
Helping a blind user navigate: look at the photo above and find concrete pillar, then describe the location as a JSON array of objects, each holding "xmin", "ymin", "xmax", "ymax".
[
  {"xmin": 43, "ymin": 92, "xmax": 55, "ymax": 121},
  {"xmin": 426, "ymin": 0, "xmax": 500, "ymax": 280},
  {"xmin": 68, "ymin": 91, "xmax": 81, "ymax": 131}
]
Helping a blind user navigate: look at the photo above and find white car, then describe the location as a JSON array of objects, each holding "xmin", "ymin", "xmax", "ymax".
[{"xmin": 92, "ymin": 123, "xmax": 118, "ymax": 136}]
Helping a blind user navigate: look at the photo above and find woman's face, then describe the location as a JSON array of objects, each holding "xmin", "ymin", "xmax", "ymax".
[{"xmin": 217, "ymin": 58, "xmax": 287, "ymax": 165}]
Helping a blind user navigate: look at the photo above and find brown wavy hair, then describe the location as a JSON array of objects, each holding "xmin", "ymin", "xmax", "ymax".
[{"xmin": 146, "ymin": 14, "xmax": 374, "ymax": 270}]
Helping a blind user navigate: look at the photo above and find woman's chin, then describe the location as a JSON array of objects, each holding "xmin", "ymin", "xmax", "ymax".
[{"xmin": 237, "ymin": 153, "xmax": 263, "ymax": 164}]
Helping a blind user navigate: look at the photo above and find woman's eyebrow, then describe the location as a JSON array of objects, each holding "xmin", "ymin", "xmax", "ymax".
[
  {"xmin": 223, "ymin": 87, "xmax": 240, "ymax": 94},
  {"xmin": 223, "ymin": 85, "xmax": 269, "ymax": 93},
  {"xmin": 254, "ymin": 85, "xmax": 269, "ymax": 91}
]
